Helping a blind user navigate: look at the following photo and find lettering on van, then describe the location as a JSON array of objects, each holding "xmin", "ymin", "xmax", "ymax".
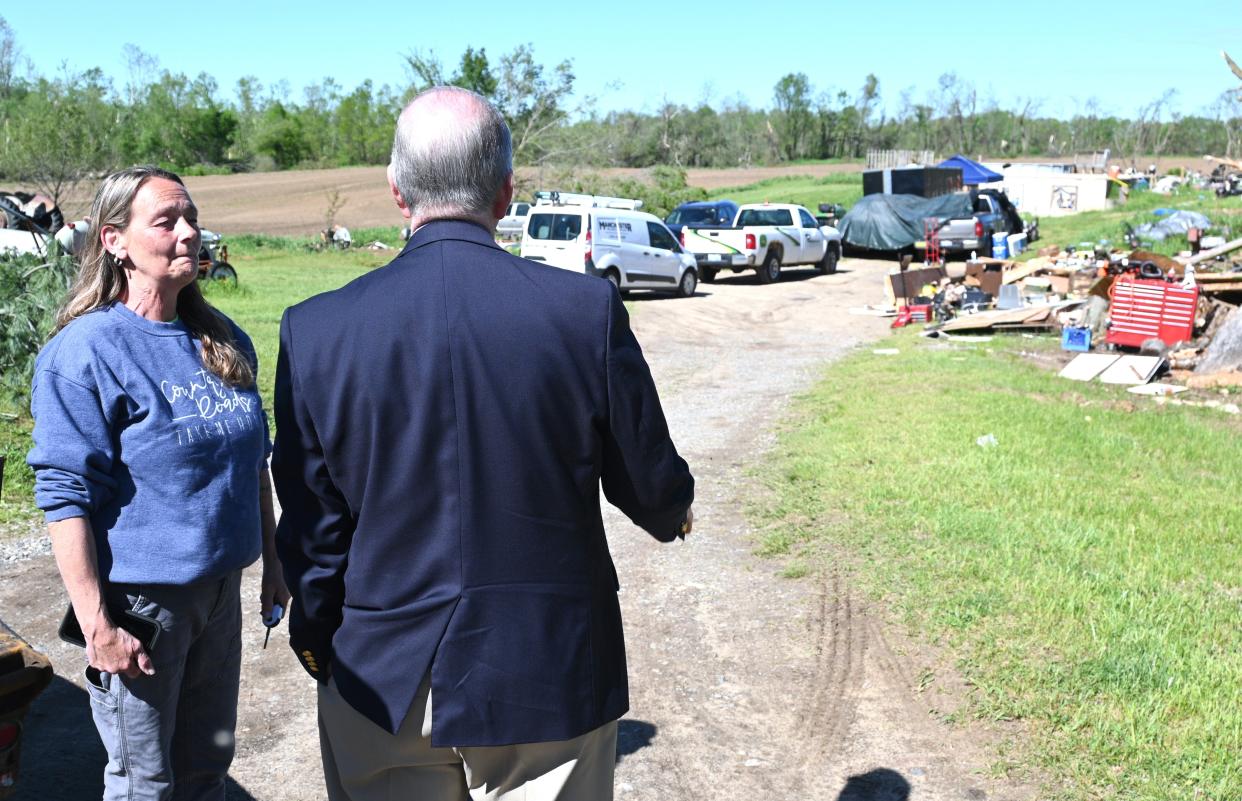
[{"xmin": 597, "ymin": 220, "xmax": 633, "ymax": 234}]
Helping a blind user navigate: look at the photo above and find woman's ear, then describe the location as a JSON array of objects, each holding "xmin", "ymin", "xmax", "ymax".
[{"xmin": 100, "ymin": 225, "xmax": 126, "ymax": 262}]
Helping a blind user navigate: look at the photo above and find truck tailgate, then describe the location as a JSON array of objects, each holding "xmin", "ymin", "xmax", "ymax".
[{"xmin": 684, "ymin": 227, "xmax": 747, "ymax": 255}]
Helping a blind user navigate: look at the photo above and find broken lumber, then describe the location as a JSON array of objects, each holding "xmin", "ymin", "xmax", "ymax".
[{"xmin": 1183, "ymin": 237, "xmax": 1242, "ymax": 267}]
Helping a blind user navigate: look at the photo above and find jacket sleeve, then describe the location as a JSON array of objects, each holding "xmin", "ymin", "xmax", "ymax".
[
  {"xmin": 600, "ymin": 287, "xmax": 694, "ymax": 541},
  {"xmin": 271, "ymin": 310, "xmax": 354, "ymax": 681}
]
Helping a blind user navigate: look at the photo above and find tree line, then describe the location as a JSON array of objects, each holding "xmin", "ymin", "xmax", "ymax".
[{"xmin": 2, "ymin": 14, "xmax": 1240, "ymax": 209}]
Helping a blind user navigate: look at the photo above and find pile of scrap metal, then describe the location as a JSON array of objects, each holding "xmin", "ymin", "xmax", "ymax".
[{"xmin": 1205, "ymin": 156, "xmax": 1242, "ymax": 198}]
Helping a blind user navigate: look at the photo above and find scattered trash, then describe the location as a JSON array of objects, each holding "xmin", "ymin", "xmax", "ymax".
[
  {"xmin": 849, "ymin": 305, "xmax": 898, "ymax": 317},
  {"xmin": 864, "ymin": 184, "xmax": 1242, "ymax": 414},
  {"xmin": 1127, "ymin": 383, "xmax": 1187, "ymax": 396},
  {"xmin": 1153, "ymin": 397, "xmax": 1242, "ymax": 414},
  {"xmin": 975, "ymin": 433, "xmax": 998, "ymax": 448}
]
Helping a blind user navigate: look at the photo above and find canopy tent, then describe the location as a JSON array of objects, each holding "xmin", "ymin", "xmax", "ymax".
[
  {"xmin": 938, "ymin": 155, "xmax": 1003, "ymax": 185},
  {"xmin": 838, "ymin": 193, "xmax": 974, "ymax": 251}
]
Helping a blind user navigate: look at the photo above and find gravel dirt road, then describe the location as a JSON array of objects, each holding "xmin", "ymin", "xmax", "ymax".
[{"xmin": 2, "ymin": 258, "xmax": 1039, "ymax": 800}]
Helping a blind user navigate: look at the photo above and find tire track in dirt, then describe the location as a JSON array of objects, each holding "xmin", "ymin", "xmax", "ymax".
[
  {"xmin": 610, "ymin": 263, "xmax": 1041, "ymax": 801},
  {"xmin": 796, "ymin": 571, "xmax": 866, "ymax": 773}
]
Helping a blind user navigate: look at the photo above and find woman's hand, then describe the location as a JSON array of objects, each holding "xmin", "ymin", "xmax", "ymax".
[
  {"xmin": 257, "ymin": 466, "xmax": 291, "ymax": 623},
  {"xmin": 260, "ymin": 554, "xmax": 292, "ymax": 623},
  {"xmin": 86, "ymin": 619, "xmax": 154, "ymax": 678}
]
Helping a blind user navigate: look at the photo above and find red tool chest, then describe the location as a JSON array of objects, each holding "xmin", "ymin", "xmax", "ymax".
[{"xmin": 1106, "ymin": 276, "xmax": 1199, "ymax": 348}]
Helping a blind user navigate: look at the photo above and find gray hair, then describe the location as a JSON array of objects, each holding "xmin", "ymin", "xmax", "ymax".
[{"xmin": 390, "ymin": 86, "xmax": 512, "ymax": 218}]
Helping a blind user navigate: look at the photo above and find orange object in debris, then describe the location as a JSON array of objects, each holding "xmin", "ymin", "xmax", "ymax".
[{"xmin": 0, "ymin": 622, "xmax": 53, "ymax": 799}]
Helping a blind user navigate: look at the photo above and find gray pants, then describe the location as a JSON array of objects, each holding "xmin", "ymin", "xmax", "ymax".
[
  {"xmin": 319, "ymin": 674, "xmax": 618, "ymax": 801},
  {"xmin": 85, "ymin": 570, "xmax": 243, "ymax": 801}
]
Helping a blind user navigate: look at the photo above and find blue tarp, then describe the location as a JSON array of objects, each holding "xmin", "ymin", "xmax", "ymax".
[
  {"xmin": 838, "ymin": 193, "xmax": 974, "ymax": 251},
  {"xmin": 1135, "ymin": 210, "xmax": 1211, "ymax": 242},
  {"xmin": 938, "ymin": 155, "xmax": 1003, "ymax": 186}
]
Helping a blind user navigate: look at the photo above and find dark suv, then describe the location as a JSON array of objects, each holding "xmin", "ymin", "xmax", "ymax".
[{"xmin": 664, "ymin": 200, "xmax": 739, "ymax": 239}]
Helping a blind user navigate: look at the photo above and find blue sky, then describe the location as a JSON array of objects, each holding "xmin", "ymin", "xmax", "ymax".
[{"xmin": 6, "ymin": 1, "xmax": 1240, "ymax": 120}]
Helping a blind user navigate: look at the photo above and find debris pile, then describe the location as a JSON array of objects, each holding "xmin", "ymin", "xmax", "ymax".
[{"xmin": 868, "ymin": 221, "xmax": 1242, "ymax": 403}]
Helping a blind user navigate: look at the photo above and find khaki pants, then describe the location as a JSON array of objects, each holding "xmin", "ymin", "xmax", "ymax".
[{"xmin": 318, "ymin": 675, "xmax": 618, "ymax": 801}]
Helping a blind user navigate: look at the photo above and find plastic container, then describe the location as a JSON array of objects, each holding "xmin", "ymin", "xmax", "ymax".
[
  {"xmin": 996, "ymin": 284, "xmax": 1023, "ymax": 310},
  {"xmin": 1007, "ymin": 232, "xmax": 1026, "ymax": 256},
  {"xmin": 1061, "ymin": 326, "xmax": 1092, "ymax": 352},
  {"xmin": 991, "ymin": 237, "xmax": 1009, "ymax": 259}
]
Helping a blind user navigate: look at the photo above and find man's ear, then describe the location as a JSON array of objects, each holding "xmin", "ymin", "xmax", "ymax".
[
  {"xmin": 491, "ymin": 172, "xmax": 514, "ymax": 221},
  {"xmin": 388, "ymin": 164, "xmax": 412, "ymax": 220}
]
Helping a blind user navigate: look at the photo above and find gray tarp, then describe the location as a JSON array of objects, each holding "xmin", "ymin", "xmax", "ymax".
[
  {"xmin": 838, "ymin": 193, "xmax": 974, "ymax": 250},
  {"xmin": 1135, "ymin": 210, "xmax": 1212, "ymax": 242}
]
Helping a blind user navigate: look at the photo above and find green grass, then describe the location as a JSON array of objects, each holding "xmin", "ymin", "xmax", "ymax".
[
  {"xmin": 0, "ymin": 413, "xmax": 35, "ymax": 527},
  {"xmin": 200, "ymin": 246, "xmax": 390, "ymax": 416},
  {"xmin": 717, "ymin": 174, "xmax": 863, "ymax": 209},
  {"xmin": 1028, "ymin": 188, "xmax": 1242, "ymax": 258},
  {"xmin": 755, "ymin": 333, "xmax": 1242, "ymax": 800}
]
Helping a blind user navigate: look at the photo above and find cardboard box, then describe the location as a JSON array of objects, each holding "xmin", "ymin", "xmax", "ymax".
[
  {"xmin": 964, "ymin": 261, "xmax": 1003, "ymax": 297},
  {"xmin": 885, "ymin": 266, "xmax": 945, "ymax": 305}
]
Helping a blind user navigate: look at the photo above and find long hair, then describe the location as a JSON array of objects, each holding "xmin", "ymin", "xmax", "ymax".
[{"xmin": 57, "ymin": 166, "xmax": 254, "ymax": 387}]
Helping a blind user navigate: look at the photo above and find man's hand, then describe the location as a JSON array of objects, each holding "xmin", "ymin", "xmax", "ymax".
[
  {"xmin": 86, "ymin": 619, "xmax": 154, "ymax": 678},
  {"xmin": 682, "ymin": 506, "xmax": 694, "ymax": 537}
]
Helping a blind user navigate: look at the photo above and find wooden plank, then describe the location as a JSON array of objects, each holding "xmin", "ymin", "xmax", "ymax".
[
  {"xmin": 1002, "ymin": 258, "xmax": 1053, "ymax": 284},
  {"xmin": 1183, "ymin": 238, "xmax": 1242, "ymax": 267}
]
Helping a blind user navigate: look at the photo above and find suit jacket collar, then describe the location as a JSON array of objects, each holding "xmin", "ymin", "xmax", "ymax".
[{"xmin": 402, "ymin": 219, "xmax": 502, "ymax": 256}]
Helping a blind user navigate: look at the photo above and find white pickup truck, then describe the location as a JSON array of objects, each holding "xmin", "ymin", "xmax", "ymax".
[{"xmin": 681, "ymin": 203, "xmax": 843, "ymax": 284}]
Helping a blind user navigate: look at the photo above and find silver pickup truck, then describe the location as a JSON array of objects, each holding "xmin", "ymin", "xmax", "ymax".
[{"xmin": 925, "ymin": 189, "xmax": 1038, "ymax": 257}]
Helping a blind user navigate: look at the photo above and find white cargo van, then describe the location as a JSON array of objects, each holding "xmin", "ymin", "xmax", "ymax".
[{"xmin": 520, "ymin": 192, "xmax": 699, "ymax": 298}]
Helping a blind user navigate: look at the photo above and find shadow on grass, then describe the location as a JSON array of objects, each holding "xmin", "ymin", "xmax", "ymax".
[{"xmin": 14, "ymin": 674, "xmax": 257, "ymax": 800}]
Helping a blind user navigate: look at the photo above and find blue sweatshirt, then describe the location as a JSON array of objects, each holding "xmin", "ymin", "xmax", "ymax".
[{"xmin": 26, "ymin": 302, "xmax": 271, "ymax": 585}]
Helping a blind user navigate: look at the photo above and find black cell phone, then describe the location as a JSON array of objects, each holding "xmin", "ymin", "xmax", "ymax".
[{"xmin": 58, "ymin": 603, "xmax": 162, "ymax": 653}]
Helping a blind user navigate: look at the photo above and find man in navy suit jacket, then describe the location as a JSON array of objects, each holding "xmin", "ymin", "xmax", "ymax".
[{"xmin": 271, "ymin": 86, "xmax": 694, "ymax": 800}]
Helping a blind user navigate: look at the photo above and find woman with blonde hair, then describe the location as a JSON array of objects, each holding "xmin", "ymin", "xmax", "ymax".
[{"xmin": 26, "ymin": 165, "xmax": 290, "ymax": 801}]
